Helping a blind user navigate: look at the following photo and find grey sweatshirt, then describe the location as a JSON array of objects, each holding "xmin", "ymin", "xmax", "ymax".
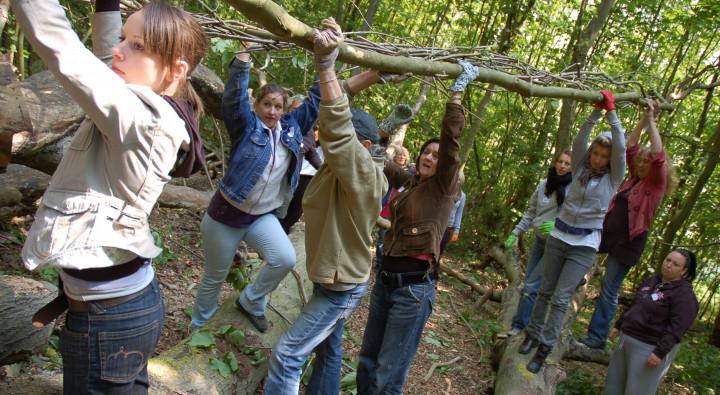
[{"xmin": 558, "ymin": 109, "xmax": 626, "ymax": 230}]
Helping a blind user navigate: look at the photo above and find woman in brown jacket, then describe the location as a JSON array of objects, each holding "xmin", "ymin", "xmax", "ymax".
[{"xmin": 357, "ymin": 61, "xmax": 479, "ymax": 395}]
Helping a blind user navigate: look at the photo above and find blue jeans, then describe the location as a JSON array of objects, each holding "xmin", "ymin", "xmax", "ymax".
[
  {"xmin": 525, "ymin": 236, "xmax": 595, "ymax": 347},
  {"xmin": 586, "ymin": 254, "xmax": 631, "ymax": 342},
  {"xmin": 264, "ymin": 282, "xmax": 368, "ymax": 395},
  {"xmin": 192, "ymin": 213, "xmax": 296, "ymax": 326},
  {"xmin": 511, "ymin": 235, "xmax": 547, "ymax": 330},
  {"xmin": 60, "ymin": 278, "xmax": 164, "ymax": 394},
  {"xmin": 357, "ymin": 276, "xmax": 436, "ymax": 395}
]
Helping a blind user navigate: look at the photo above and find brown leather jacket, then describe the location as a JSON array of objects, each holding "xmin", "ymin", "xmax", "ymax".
[{"xmin": 383, "ymin": 102, "xmax": 464, "ymax": 262}]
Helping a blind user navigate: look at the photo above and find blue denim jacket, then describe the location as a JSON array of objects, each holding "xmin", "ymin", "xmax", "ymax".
[{"xmin": 219, "ymin": 58, "xmax": 320, "ymax": 213}]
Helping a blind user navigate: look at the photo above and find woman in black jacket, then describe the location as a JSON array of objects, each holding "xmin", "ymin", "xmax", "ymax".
[{"xmin": 605, "ymin": 248, "xmax": 698, "ymax": 395}]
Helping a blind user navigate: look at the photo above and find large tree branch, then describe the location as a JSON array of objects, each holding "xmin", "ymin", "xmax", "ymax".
[{"xmin": 224, "ymin": 0, "xmax": 672, "ymax": 109}]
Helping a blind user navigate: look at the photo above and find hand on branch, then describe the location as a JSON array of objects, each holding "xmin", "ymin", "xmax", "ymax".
[
  {"xmin": 379, "ymin": 104, "xmax": 415, "ymax": 136},
  {"xmin": 643, "ymin": 98, "xmax": 660, "ymax": 121},
  {"xmin": 593, "ymin": 90, "xmax": 616, "ymax": 112},
  {"xmin": 449, "ymin": 60, "xmax": 480, "ymax": 92},
  {"xmin": 311, "ymin": 17, "xmax": 343, "ymax": 71}
]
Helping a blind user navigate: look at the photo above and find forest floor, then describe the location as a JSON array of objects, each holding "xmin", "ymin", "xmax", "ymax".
[{"xmin": 1, "ymin": 205, "xmax": 717, "ymax": 394}]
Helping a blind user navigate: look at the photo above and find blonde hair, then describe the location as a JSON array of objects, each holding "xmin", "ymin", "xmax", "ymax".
[
  {"xmin": 142, "ymin": 2, "xmax": 207, "ymax": 118},
  {"xmin": 636, "ymin": 147, "xmax": 678, "ymax": 194}
]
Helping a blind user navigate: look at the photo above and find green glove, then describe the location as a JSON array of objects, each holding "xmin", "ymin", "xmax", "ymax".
[
  {"xmin": 379, "ymin": 104, "xmax": 415, "ymax": 135},
  {"xmin": 538, "ymin": 220, "xmax": 555, "ymax": 235},
  {"xmin": 504, "ymin": 234, "xmax": 517, "ymax": 249}
]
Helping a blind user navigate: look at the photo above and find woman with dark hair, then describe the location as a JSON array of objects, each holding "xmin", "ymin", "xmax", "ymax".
[
  {"xmin": 579, "ymin": 99, "xmax": 677, "ymax": 349},
  {"xmin": 605, "ymin": 248, "xmax": 698, "ymax": 395},
  {"xmin": 14, "ymin": 0, "xmax": 208, "ymax": 392},
  {"xmin": 519, "ymin": 90, "xmax": 627, "ymax": 373},
  {"xmin": 356, "ymin": 61, "xmax": 480, "ymax": 395},
  {"xmin": 498, "ymin": 149, "xmax": 572, "ymax": 338}
]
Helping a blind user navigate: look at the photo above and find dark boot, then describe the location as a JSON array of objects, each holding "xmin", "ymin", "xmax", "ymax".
[
  {"xmin": 527, "ymin": 343, "xmax": 552, "ymax": 373},
  {"xmin": 518, "ymin": 333, "xmax": 539, "ymax": 354}
]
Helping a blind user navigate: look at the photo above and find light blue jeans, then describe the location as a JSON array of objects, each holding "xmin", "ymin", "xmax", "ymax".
[
  {"xmin": 586, "ymin": 254, "xmax": 632, "ymax": 343},
  {"xmin": 357, "ymin": 277, "xmax": 436, "ymax": 395},
  {"xmin": 511, "ymin": 235, "xmax": 547, "ymax": 330},
  {"xmin": 191, "ymin": 213, "xmax": 296, "ymax": 327},
  {"xmin": 264, "ymin": 282, "xmax": 369, "ymax": 395},
  {"xmin": 525, "ymin": 236, "xmax": 595, "ymax": 347}
]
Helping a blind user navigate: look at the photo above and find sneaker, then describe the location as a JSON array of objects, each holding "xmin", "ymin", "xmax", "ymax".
[
  {"xmin": 578, "ymin": 337, "xmax": 606, "ymax": 349},
  {"xmin": 235, "ymin": 299, "xmax": 268, "ymax": 333},
  {"xmin": 497, "ymin": 328, "xmax": 521, "ymax": 339}
]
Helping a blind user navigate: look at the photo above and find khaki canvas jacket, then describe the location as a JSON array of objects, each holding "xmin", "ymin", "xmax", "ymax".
[
  {"xmin": 383, "ymin": 102, "xmax": 465, "ymax": 262},
  {"xmin": 302, "ymin": 95, "xmax": 386, "ymax": 286},
  {"xmin": 13, "ymin": 1, "xmax": 188, "ymax": 270}
]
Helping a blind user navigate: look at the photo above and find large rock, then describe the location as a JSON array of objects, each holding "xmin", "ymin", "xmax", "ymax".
[
  {"xmin": 0, "ymin": 163, "xmax": 50, "ymax": 204},
  {"xmin": 159, "ymin": 184, "xmax": 213, "ymax": 210},
  {"xmin": 0, "ymin": 276, "xmax": 57, "ymax": 366}
]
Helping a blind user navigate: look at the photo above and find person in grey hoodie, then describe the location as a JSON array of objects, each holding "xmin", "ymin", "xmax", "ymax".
[{"xmin": 519, "ymin": 90, "xmax": 626, "ymax": 374}]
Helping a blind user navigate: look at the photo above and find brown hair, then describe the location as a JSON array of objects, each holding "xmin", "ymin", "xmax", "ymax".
[
  {"xmin": 142, "ymin": 2, "xmax": 207, "ymax": 118},
  {"xmin": 635, "ymin": 146, "xmax": 678, "ymax": 194},
  {"xmin": 254, "ymin": 83, "xmax": 290, "ymax": 113}
]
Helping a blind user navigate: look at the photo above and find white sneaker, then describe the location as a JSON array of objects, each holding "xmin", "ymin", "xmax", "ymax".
[{"xmin": 497, "ymin": 328, "xmax": 521, "ymax": 339}]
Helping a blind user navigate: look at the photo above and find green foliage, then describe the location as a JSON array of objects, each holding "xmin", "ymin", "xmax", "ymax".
[
  {"xmin": 38, "ymin": 267, "xmax": 59, "ymax": 284},
  {"xmin": 667, "ymin": 335, "xmax": 720, "ymax": 394},
  {"xmin": 226, "ymin": 266, "xmax": 250, "ymax": 292},
  {"xmin": 189, "ymin": 330, "xmax": 215, "ymax": 349},
  {"xmin": 557, "ymin": 369, "xmax": 604, "ymax": 395},
  {"xmin": 209, "ymin": 356, "xmax": 232, "ymax": 378},
  {"xmin": 151, "ymin": 227, "xmax": 177, "ymax": 265}
]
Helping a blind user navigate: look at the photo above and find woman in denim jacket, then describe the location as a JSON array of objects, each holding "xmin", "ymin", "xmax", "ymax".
[
  {"xmin": 519, "ymin": 90, "xmax": 627, "ymax": 373},
  {"xmin": 13, "ymin": 0, "xmax": 207, "ymax": 392},
  {"xmin": 192, "ymin": 43, "xmax": 386, "ymax": 331}
]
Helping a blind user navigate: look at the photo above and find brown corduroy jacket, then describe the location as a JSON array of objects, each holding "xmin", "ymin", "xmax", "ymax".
[{"xmin": 383, "ymin": 102, "xmax": 465, "ymax": 262}]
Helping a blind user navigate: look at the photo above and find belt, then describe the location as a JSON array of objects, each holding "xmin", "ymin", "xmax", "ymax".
[
  {"xmin": 554, "ymin": 219, "xmax": 596, "ymax": 236},
  {"xmin": 67, "ymin": 283, "xmax": 152, "ymax": 313},
  {"xmin": 63, "ymin": 257, "xmax": 147, "ymax": 282},
  {"xmin": 379, "ymin": 270, "xmax": 436, "ymax": 289}
]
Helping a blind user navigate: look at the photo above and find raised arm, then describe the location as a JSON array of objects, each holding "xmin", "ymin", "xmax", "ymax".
[
  {"xmin": 11, "ymin": 0, "xmax": 157, "ymax": 144},
  {"xmin": 221, "ymin": 50, "xmax": 254, "ymax": 143},
  {"xmin": 572, "ymin": 109, "xmax": 604, "ymax": 170},
  {"xmin": 605, "ymin": 109, "xmax": 627, "ymax": 189}
]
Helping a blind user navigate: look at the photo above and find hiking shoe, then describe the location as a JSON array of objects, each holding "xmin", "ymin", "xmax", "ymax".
[
  {"xmin": 518, "ymin": 333, "xmax": 539, "ymax": 354},
  {"xmin": 497, "ymin": 327, "xmax": 522, "ymax": 339},
  {"xmin": 527, "ymin": 343, "xmax": 552, "ymax": 374},
  {"xmin": 578, "ymin": 337, "xmax": 606, "ymax": 349},
  {"xmin": 235, "ymin": 299, "xmax": 268, "ymax": 333}
]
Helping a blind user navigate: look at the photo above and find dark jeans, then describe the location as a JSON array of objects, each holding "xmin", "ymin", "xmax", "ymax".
[
  {"xmin": 281, "ymin": 174, "xmax": 313, "ymax": 234},
  {"xmin": 357, "ymin": 275, "xmax": 436, "ymax": 395},
  {"xmin": 586, "ymin": 254, "xmax": 632, "ymax": 342},
  {"xmin": 60, "ymin": 278, "xmax": 164, "ymax": 394},
  {"xmin": 511, "ymin": 235, "xmax": 547, "ymax": 330}
]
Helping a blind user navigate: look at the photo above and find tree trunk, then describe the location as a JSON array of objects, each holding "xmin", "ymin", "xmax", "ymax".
[
  {"xmin": 710, "ymin": 308, "xmax": 720, "ymax": 347},
  {"xmin": 555, "ymin": 0, "xmax": 616, "ymax": 151},
  {"xmin": 222, "ymin": 0, "xmax": 666, "ymax": 108},
  {"xmin": 147, "ymin": 226, "xmax": 313, "ymax": 394},
  {"xmin": 0, "ymin": 276, "xmax": 57, "ymax": 366},
  {"xmin": 493, "ymin": 258, "xmax": 600, "ymax": 394},
  {"xmin": 657, "ymin": 120, "xmax": 720, "ymax": 262},
  {"xmin": 0, "ymin": 0, "xmax": 10, "ymax": 41}
]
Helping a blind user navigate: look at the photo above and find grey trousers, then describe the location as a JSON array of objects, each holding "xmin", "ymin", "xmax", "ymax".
[
  {"xmin": 525, "ymin": 236, "xmax": 595, "ymax": 347},
  {"xmin": 605, "ymin": 333, "xmax": 680, "ymax": 395}
]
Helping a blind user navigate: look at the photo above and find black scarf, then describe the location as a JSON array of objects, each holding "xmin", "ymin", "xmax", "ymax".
[
  {"xmin": 544, "ymin": 167, "xmax": 573, "ymax": 207},
  {"xmin": 162, "ymin": 96, "xmax": 205, "ymax": 178}
]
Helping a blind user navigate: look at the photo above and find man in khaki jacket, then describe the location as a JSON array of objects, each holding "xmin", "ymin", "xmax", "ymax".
[{"xmin": 263, "ymin": 18, "xmax": 387, "ymax": 395}]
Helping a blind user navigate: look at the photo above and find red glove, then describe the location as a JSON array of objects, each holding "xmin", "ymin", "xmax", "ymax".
[{"xmin": 593, "ymin": 90, "xmax": 615, "ymax": 111}]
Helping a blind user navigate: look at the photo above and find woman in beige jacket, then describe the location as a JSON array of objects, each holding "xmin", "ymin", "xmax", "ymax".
[{"xmin": 12, "ymin": 0, "xmax": 206, "ymax": 392}]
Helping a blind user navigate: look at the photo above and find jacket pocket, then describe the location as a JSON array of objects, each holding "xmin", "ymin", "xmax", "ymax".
[
  {"xmin": 244, "ymin": 131, "xmax": 268, "ymax": 159},
  {"xmin": 401, "ymin": 222, "xmax": 435, "ymax": 251},
  {"xmin": 68, "ymin": 122, "xmax": 95, "ymax": 151},
  {"xmin": 99, "ymin": 321, "xmax": 159, "ymax": 383}
]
